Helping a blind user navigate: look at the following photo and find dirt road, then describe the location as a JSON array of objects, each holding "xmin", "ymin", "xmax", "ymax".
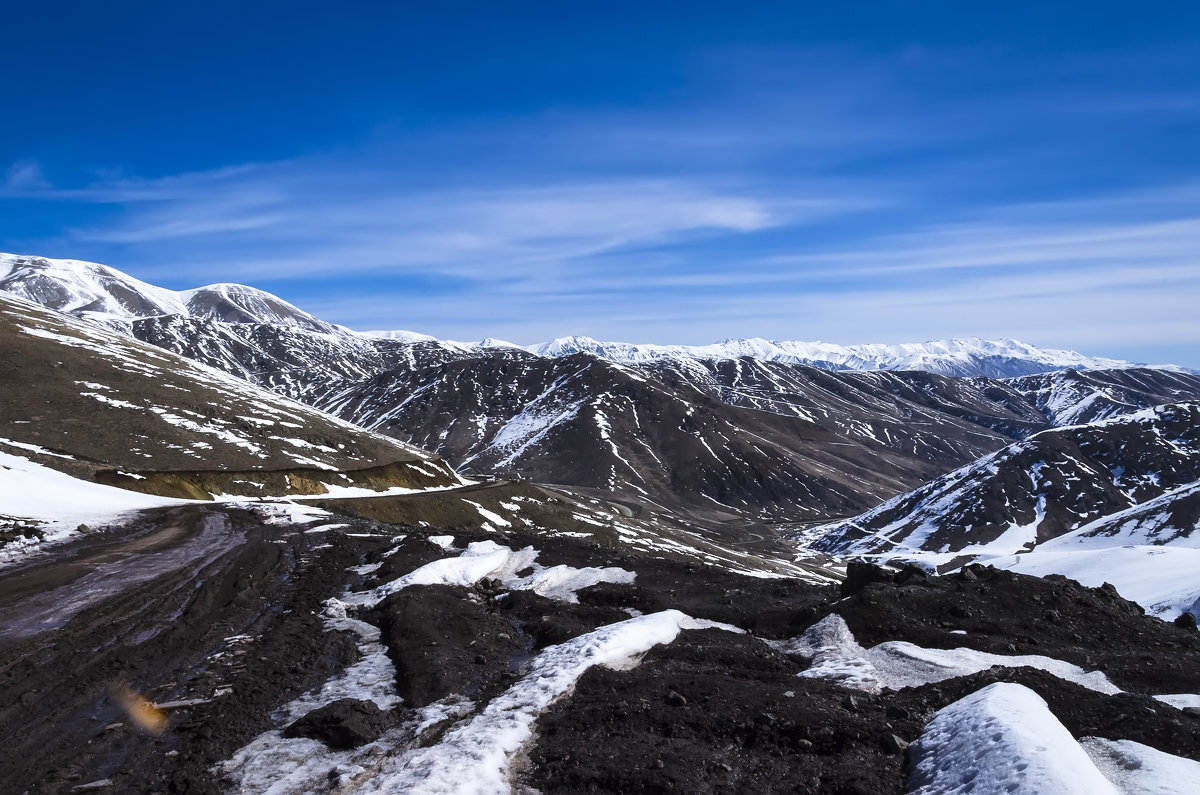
[{"xmin": 0, "ymin": 504, "xmax": 372, "ymax": 793}]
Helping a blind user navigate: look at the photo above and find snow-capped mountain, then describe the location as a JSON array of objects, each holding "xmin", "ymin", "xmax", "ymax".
[
  {"xmin": 8, "ymin": 251, "xmax": 1200, "ymax": 523},
  {"xmin": 6, "ymin": 252, "xmax": 1192, "ymax": 379},
  {"xmin": 0, "ymin": 253, "xmax": 342, "ymax": 334},
  {"xmin": 522, "ymin": 334, "xmax": 1173, "ymax": 378}
]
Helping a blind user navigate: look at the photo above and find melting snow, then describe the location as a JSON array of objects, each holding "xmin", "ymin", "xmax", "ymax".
[
  {"xmin": 1082, "ymin": 737, "xmax": 1200, "ymax": 795},
  {"xmin": 0, "ymin": 449, "xmax": 187, "ymax": 563},
  {"xmin": 908, "ymin": 683, "xmax": 1119, "ymax": 795},
  {"xmin": 337, "ymin": 540, "xmax": 635, "ymax": 610},
  {"xmin": 785, "ymin": 614, "xmax": 1119, "ymax": 695},
  {"xmin": 350, "ymin": 610, "xmax": 734, "ymax": 795}
]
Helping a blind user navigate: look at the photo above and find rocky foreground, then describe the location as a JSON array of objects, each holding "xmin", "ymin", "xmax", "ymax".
[{"xmin": 2, "ymin": 498, "xmax": 1198, "ymax": 794}]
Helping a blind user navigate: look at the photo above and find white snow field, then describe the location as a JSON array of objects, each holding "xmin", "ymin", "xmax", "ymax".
[
  {"xmin": 908, "ymin": 684, "xmax": 1200, "ymax": 795},
  {"xmin": 1081, "ymin": 737, "xmax": 1200, "ymax": 795},
  {"xmin": 907, "ymin": 683, "xmax": 1120, "ymax": 795}
]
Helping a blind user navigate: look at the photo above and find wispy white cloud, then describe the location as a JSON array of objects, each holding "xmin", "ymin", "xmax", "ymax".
[
  {"xmin": 5, "ymin": 38, "xmax": 1199, "ymax": 366},
  {"xmin": 49, "ymin": 157, "xmax": 871, "ymax": 283}
]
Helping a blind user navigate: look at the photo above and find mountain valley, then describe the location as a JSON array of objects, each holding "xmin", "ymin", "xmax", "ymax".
[{"xmin": 2, "ymin": 253, "xmax": 1200, "ymax": 794}]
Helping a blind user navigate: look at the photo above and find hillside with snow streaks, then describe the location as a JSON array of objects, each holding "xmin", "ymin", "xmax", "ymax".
[
  {"xmin": 0, "ymin": 293, "xmax": 458, "ymax": 500},
  {"xmin": 9, "ymin": 252, "xmax": 1200, "ymax": 525},
  {"xmin": 315, "ymin": 344, "xmax": 1081, "ymax": 521},
  {"xmin": 806, "ymin": 402, "xmax": 1200, "ymax": 560},
  {"xmin": 1006, "ymin": 367, "xmax": 1200, "ymax": 426}
]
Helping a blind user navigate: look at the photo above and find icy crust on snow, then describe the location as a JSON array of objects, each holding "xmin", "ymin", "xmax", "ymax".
[
  {"xmin": 1081, "ymin": 737, "xmax": 1200, "ymax": 795},
  {"xmin": 786, "ymin": 615, "xmax": 1119, "ymax": 695},
  {"xmin": 336, "ymin": 539, "xmax": 636, "ymax": 610},
  {"xmin": 353, "ymin": 610, "xmax": 734, "ymax": 795},
  {"xmin": 290, "ymin": 609, "xmax": 402, "ymax": 716},
  {"xmin": 907, "ymin": 683, "xmax": 1120, "ymax": 795},
  {"xmin": 1154, "ymin": 693, "xmax": 1200, "ymax": 710}
]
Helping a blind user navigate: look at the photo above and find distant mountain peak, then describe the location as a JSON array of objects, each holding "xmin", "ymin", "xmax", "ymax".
[
  {"xmin": 515, "ymin": 334, "xmax": 1177, "ymax": 378},
  {"xmin": 0, "ymin": 252, "xmax": 339, "ymax": 334},
  {"xmin": 4, "ymin": 252, "xmax": 1191, "ymax": 378}
]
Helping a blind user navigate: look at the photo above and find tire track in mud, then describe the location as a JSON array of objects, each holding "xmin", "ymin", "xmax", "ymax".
[{"xmin": 0, "ymin": 504, "xmax": 370, "ymax": 793}]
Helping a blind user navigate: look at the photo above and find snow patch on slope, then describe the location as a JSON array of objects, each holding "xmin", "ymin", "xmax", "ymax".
[
  {"xmin": 908, "ymin": 683, "xmax": 1120, "ymax": 795},
  {"xmin": 1082, "ymin": 737, "xmax": 1200, "ymax": 795},
  {"xmin": 785, "ymin": 614, "xmax": 1119, "ymax": 695},
  {"xmin": 337, "ymin": 539, "xmax": 636, "ymax": 610}
]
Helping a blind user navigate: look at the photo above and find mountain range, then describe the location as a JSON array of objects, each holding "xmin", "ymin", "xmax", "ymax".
[
  {"xmin": 6, "ymin": 252, "xmax": 1200, "ymax": 527},
  {"xmin": 3, "ymin": 251, "xmax": 1200, "ymax": 793}
]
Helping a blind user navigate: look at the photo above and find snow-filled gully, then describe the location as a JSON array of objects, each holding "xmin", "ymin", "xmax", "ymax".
[
  {"xmin": 219, "ymin": 538, "xmax": 1200, "ymax": 794},
  {"xmin": 217, "ymin": 537, "xmax": 732, "ymax": 793}
]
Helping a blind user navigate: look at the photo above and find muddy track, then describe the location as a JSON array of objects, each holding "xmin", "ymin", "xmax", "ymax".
[{"xmin": 0, "ymin": 505, "xmax": 371, "ymax": 794}]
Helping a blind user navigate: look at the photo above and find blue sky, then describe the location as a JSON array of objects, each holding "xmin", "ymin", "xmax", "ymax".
[{"xmin": 2, "ymin": 2, "xmax": 1199, "ymax": 366}]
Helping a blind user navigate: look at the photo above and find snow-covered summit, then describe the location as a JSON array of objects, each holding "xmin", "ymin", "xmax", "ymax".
[
  {"xmin": 179, "ymin": 282, "xmax": 341, "ymax": 334},
  {"xmin": 0, "ymin": 252, "xmax": 185, "ymax": 320},
  {"xmin": 0, "ymin": 253, "xmax": 340, "ymax": 334}
]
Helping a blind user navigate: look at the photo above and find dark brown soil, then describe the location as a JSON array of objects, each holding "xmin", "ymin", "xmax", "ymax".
[
  {"xmin": 2, "ymin": 510, "xmax": 1197, "ymax": 794},
  {"xmin": 833, "ymin": 562, "xmax": 1200, "ymax": 694},
  {"xmin": 529, "ymin": 629, "xmax": 926, "ymax": 794},
  {"xmin": 0, "ymin": 505, "xmax": 372, "ymax": 794}
]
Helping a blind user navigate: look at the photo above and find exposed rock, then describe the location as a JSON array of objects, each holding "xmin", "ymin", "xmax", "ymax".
[{"xmin": 282, "ymin": 699, "xmax": 393, "ymax": 750}]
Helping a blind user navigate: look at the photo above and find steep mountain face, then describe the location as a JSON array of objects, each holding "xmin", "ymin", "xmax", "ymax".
[
  {"xmin": 0, "ymin": 293, "xmax": 459, "ymax": 500},
  {"xmin": 807, "ymin": 402, "xmax": 1200, "ymax": 559},
  {"xmin": 128, "ymin": 313, "xmax": 397, "ymax": 405}
]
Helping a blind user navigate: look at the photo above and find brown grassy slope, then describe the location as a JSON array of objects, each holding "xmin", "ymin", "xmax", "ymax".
[{"xmin": 0, "ymin": 294, "xmax": 458, "ymax": 498}]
